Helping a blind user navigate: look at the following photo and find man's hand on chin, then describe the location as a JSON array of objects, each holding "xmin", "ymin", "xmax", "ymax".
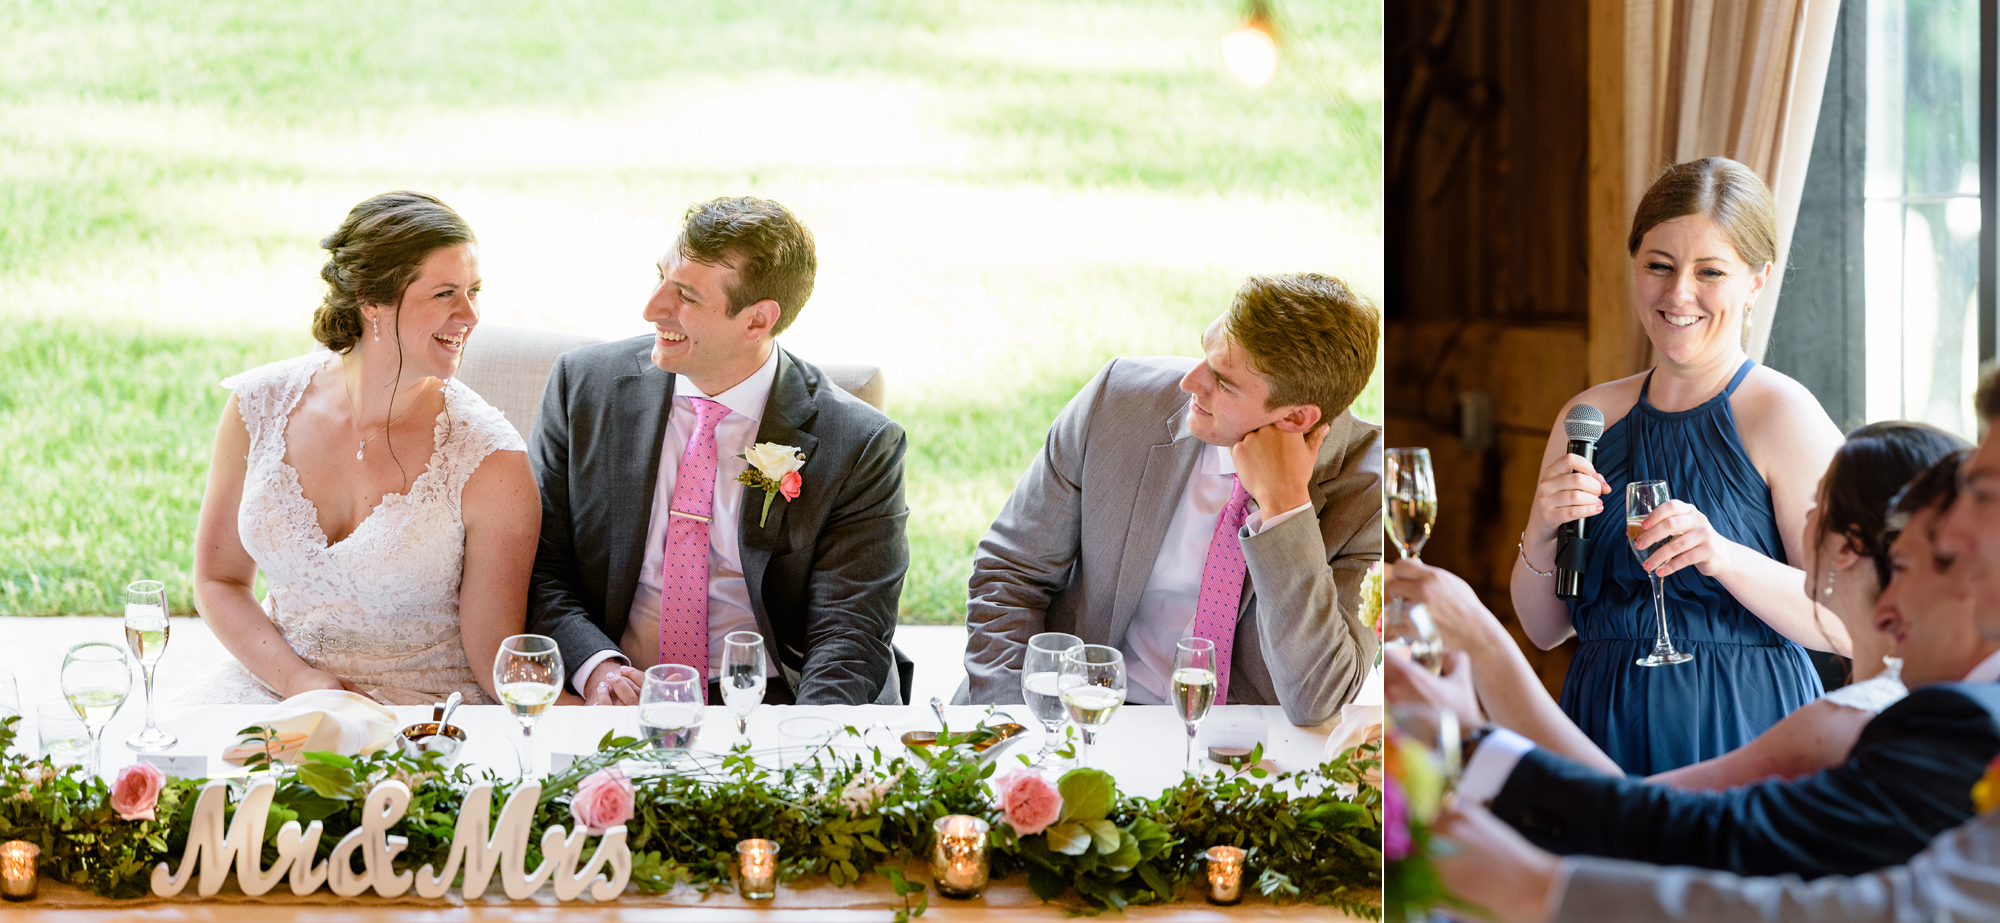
[
  {"xmin": 583, "ymin": 661, "xmax": 647, "ymax": 706},
  {"xmin": 1232, "ymin": 422, "xmax": 1328, "ymax": 516}
]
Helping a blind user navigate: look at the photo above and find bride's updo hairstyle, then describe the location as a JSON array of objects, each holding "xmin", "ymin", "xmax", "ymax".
[
  {"xmin": 1626, "ymin": 157, "xmax": 1778, "ymax": 347},
  {"xmin": 313, "ymin": 192, "xmax": 476, "ymax": 354},
  {"xmin": 1811, "ymin": 421, "xmax": 1968, "ymax": 590}
]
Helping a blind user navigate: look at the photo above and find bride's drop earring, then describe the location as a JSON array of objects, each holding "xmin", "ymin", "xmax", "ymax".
[{"xmin": 1822, "ymin": 566, "xmax": 1837, "ymax": 598}]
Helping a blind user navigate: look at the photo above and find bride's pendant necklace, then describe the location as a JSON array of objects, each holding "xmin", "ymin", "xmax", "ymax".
[{"xmin": 345, "ymin": 377, "xmax": 424, "ymax": 461}]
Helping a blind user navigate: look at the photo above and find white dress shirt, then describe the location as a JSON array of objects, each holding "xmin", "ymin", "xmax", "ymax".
[
  {"xmin": 570, "ymin": 348, "xmax": 781, "ymax": 693},
  {"xmin": 1119, "ymin": 443, "xmax": 1310, "ymax": 705},
  {"xmin": 1459, "ymin": 643, "xmax": 2000, "ymax": 805}
]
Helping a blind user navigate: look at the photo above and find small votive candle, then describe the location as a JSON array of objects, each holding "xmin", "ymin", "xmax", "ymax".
[
  {"xmin": 1205, "ymin": 845, "xmax": 1245, "ymax": 905},
  {"xmin": 929, "ymin": 814, "xmax": 990, "ymax": 899},
  {"xmin": 1, "ymin": 841, "xmax": 38, "ymax": 901},
  {"xmin": 736, "ymin": 839, "xmax": 779, "ymax": 900}
]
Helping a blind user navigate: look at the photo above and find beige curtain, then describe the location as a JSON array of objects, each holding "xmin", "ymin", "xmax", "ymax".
[{"xmin": 1588, "ymin": 0, "xmax": 1842, "ymax": 382}]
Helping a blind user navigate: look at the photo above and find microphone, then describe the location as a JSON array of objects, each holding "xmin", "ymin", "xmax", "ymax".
[{"xmin": 1553, "ymin": 404, "xmax": 1605, "ymax": 600}]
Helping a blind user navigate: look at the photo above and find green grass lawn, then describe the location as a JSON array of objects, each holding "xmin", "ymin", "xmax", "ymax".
[{"xmin": 0, "ymin": 0, "xmax": 1381, "ymax": 620}]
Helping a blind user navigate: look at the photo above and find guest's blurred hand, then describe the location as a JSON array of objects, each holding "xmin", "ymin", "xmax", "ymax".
[
  {"xmin": 583, "ymin": 661, "xmax": 647, "ymax": 706},
  {"xmin": 1632, "ymin": 498, "xmax": 1741, "ymax": 579},
  {"xmin": 1387, "ymin": 560, "xmax": 1508, "ymax": 651},
  {"xmin": 1529, "ymin": 451, "xmax": 1611, "ymax": 544},
  {"xmin": 1385, "ymin": 648, "xmax": 1485, "ymax": 732},
  {"xmin": 1433, "ymin": 803, "xmax": 1561, "ymax": 923},
  {"xmin": 1233, "ymin": 422, "xmax": 1328, "ymax": 518}
]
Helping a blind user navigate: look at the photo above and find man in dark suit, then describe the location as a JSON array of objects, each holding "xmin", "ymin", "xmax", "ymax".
[
  {"xmin": 1440, "ymin": 372, "xmax": 2000, "ymax": 882},
  {"xmin": 528, "ymin": 196, "xmax": 908, "ymax": 706}
]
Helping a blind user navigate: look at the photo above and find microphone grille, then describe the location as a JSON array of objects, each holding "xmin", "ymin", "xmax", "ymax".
[{"xmin": 1563, "ymin": 404, "xmax": 1605, "ymax": 442}]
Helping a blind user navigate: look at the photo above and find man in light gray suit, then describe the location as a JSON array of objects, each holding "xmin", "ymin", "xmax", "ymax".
[
  {"xmin": 959, "ymin": 273, "xmax": 1382, "ymax": 726},
  {"xmin": 529, "ymin": 196, "xmax": 908, "ymax": 707}
]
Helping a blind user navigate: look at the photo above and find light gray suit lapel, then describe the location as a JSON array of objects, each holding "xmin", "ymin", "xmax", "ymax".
[
  {"xmin": 604, "ymin": 347, "xmax": 675, "ymax": 628},
  {"xmin": 1105, "ymin": 401, "xmax": 1203, "ymax": 648}
]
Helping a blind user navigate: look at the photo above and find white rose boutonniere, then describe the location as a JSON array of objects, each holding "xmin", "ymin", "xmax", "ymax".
[{"xmin": 737, "ymin": 442, "xmax": 806, "ymax": 527}]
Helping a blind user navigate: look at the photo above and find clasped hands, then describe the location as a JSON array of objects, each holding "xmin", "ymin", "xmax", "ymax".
[{"xmin": 1532, "ymin": 451, "xmax": 1740, "ymax": 579}]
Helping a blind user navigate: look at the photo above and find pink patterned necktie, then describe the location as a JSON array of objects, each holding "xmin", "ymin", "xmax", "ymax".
[
  {"xmin": 1192, "ymin": 476, "xmax": 1252, "ymax": 705},
  {"xmin": 659, "ymin": 397, "xmax": 731, "ymax": 704}
]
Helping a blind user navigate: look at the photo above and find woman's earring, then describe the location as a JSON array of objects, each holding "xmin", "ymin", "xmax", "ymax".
[
  {"xmin": 372, "ymin": 316, "xmax": 380, "ymax": 342},
  {"xmin": 1822, "ymin": 566, "xmax": 1837, "ymax": 598}
]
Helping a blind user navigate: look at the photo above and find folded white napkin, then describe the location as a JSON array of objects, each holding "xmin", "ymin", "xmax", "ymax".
[
  {"xmin": 222, "ymin": 690, "xmax": 399, "ymax": 765},
  {"xmin": 1322, "ymin": 703, "xmax": 1383, "ymax": 763}
]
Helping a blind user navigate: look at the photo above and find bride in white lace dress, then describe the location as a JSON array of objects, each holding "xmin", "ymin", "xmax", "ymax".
[{"xmin": 185, "ymin": 192, "xmax": 540, "ymax": 706}]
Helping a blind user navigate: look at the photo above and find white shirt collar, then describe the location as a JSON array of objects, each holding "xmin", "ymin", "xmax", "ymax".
[
  {"xmin": 674, "ymin": 346, "xmax": 780, "ymax": 424},
  {"xmin": 1198, "ymin": 443, "xmax": 1236, "ymax": 476},
  {"xmin": 1964, "ymin": 646, "xmax": 2000, "ymax": 684}
]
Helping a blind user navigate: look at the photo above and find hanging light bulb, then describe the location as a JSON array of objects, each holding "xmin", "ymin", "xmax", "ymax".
[{"xmin": 1221, "ymin": 1, "xmax": 1279, "ymax": 88}]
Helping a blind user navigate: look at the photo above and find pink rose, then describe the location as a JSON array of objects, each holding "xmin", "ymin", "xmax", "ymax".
[
  {"xmin": 1383, "ymin": 776, "xmax": 1411, "ymax": 861},
  {"xmin": 779, "ymin": 470, "xmax": 802, "ymax": 501},
  {"xmin": 111, "ymin": 762, "xmax": 166, "ymax": 821},
  {"xmin": 570, "ymin": 767, "xmax": 635, "ymax": 835},
  {"xmin": 995, "ymin": 770, "xmax": 1062, "ymax": 836}
]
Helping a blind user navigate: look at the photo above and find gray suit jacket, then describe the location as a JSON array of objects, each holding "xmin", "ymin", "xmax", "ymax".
[
  {"xmin": 1555, "ymin": 810, "xmax": 2000, "ymax": 922},
  {"xmin": 527, "ymin": 337, "xmax": 909, "ymax": 705},
  {"xmin": 958, "ymin": 356, "xmax": 1382, "ymax": 726}
]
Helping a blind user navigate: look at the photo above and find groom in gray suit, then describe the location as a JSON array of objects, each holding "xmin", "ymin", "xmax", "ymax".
[
  {"xmin": 959, "ymin": 273, "xmax": 1382, "ymax": 726},
  {"xmin": 529, "ymin": 196, "xmax": 908, "ymax": 707}
]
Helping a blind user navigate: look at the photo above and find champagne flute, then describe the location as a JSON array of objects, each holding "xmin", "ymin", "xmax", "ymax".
[
  {"xmin": 1171, "ymin": 637, "xmax": 1217, "ymax": 774},
  {"xmin": 1058, "ymin": 644, "xmax": 1125, "ymax": 769},
  {"xmin": 1383, "ymin": 447, "xmax": 1444, "ymax": 673},
  {"xmin": 1627, "ymin": 480, "xmax": 1694, "ymax": 667},
  {"xmin": 494, "ymin": 635, "xmax": 563, "ymax": 779},
  {"xmin": 1022, "ymin": 632, "xmax": 1082, "ymax": 769},
  {"xmin": 639, "ymin": 663, "xmax": 704, "ymax": 763},
  {"xmin": 122, "ymin": 580, "xmax": 178, "ymax": 751},
  {"xmin": 721, "ymin": 631, "xmax": 766, "ymax": 738},
  {"xmin": 60, "ymin": 642, "xmax": 130, "ymax": 779}
]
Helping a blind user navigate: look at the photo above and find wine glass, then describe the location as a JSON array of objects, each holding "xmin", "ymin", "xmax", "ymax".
[
  {"xmin": 1022, "ymin": 632, "xmax": 1082, "ymax": 769},
  {"xmin": 1627, "ymin": 480, "xmax": 1694, "ymax": 667},
  {"xmin": 1057, "ymin": 644, "xmax": 1125, "ymax": 769},
  {"xmin": 1171, "ymin": 637, "xmax": 1217, "ymax": 774},
  {"xmin": 122, "ymin": 580, "xmax": 177, "ymax": 751},
  {"xmin": 721, "ymin": 631, "xmax": 766, "ymax": 738},
  {"xmin": 1383, "ymin": 447, "xmax": 1443, "ymax": 673},
  {"xmin": 494, "ymin": 635, "xmax": 563, "ymax": 779},
  {"xmin": 60, "ymin": 642, "xmax": 130, "ymax": 779},
  {"xmin": 639, "ymin": 663, "xmax": 704, "ymax": 764}
]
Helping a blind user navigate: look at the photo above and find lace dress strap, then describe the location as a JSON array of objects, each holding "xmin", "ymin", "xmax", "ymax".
[
  {"xmin": 433, "ymin": 380, "xmax": 528, "ymax": 505},
  {"xmin": 1819, "ymin": 657, "xmax": 1908, "ymax": 714},
  {"xmin": 221, "ymin": 352, "xmax": 327, "ymax": 460}
]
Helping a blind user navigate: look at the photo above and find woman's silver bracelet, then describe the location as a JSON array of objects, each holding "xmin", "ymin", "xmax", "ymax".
[{"xmin": 1518, "ymin": 531, "xmax": 1555, "ymax": 577}]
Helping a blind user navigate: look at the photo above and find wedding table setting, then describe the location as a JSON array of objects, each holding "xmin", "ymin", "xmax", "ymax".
[{"xmin": 0, "ymin": 624, "xmax": 1384, "ymax": 922}]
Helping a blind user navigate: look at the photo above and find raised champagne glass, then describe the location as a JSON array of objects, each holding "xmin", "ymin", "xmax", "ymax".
[
  {"xmin": 1022, "ymin": 632, "xmax": 1082, "ymax": 769},
  {"xmin": 494, "ymin": 634, "xmax": 563, "ymax": 779},
  {"xmin": 1171, "ymin": 637, "xmax": 1217, "ymax": 774},
  {"xmin": 638, "ymin": 663, "xmax": 703, "ymax": 764},
  {"xmin": 59, "ymin": 642, "xmax": 130, "ymax": 779},
  {"xmin": 1383, "ymin": 447, "xmax": 1444, "ymax": 672},
  {"xmin": 1058, "ymin": 644, "xmax": 1125, "ymax": 769},
  {"xmin": 1627, "ymin": 480, "xmax": 1693, "ymax": 667},
  {"xmin": 720, "ymin": 631, "xmax": 766, "ymax": 738},
  {"xmin": 122, "ymin": 580, "xmax": 177, "ymax": 751}
]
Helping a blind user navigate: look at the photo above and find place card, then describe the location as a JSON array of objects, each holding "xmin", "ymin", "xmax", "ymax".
[
  {"xmin": 548, "ymin": 752, "xmax": 581, "ymax": 773},
  {"xmin": 139, "ymin": 754, "xmax": 209, "ymax": 779}
]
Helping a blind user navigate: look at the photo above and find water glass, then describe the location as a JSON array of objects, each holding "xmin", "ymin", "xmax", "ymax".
[
  {"xmin": 1022, "ymin": 632, "xmax": 1082, "ymax": 769},
  {"xmin": 639, "ymin": 663, "xmax": 704, "ymax": 762},
  {"xmin": 36, "ymin": 703, "xmax": 88, "ymax": 769}
]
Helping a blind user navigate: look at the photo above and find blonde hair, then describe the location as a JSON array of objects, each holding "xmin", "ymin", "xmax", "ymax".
[{"xmin": 1224, "ymin": 273, "xmax": 1380, "ymax": 425}]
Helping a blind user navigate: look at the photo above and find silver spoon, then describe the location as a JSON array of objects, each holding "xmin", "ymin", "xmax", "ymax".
[
  {"xmin": 931, "ymin": 696, "xmax": 947, "ymax": 729},
  {"xmin": 437, "ymin": 691, "xmax": 464, "ymax": 733}
]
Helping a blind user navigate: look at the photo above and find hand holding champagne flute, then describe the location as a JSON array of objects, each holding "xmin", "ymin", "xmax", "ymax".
[
  {"xmin": 123, "ymin": 580, "xmax": 177, "ymax": 751},
  {"xmin": 1384, "ymin": 447, "xmax": 1443, "ymax": 672},
  {"xmin": 60, "ymin": 642, "xmax": 130, "ymax": 778},
  {"xmin": 494, "ymin": 635, "xmax": 563, "ymax": 779},
  {"xmin": 1627, "ymin": 480, "xmax": 1693, "ymax": 667},
  {"xmin": 1171, "ymin": 637, "xmax": 1217, "ymax": 774}
]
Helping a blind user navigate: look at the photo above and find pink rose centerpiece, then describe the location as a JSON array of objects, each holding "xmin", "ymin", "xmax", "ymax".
[
  {"xmin": 111, "ymin": 762, "xmax": 166, "ymax": 821},
  {"xmin": 994, "ymin": 769, "xmax": 1063, "ymax": 836},
  {"xmin": 570, "ymin": 767, "xmax": 636, "ymax": 835}
]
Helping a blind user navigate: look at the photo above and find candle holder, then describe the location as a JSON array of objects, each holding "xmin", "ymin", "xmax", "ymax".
[
  {"xmin": 1204, "ymin": 845, "xmax": 1245, "ymax": 905},
  {"xmin": 929, "ymin": 814, "xmax": 990, "ymax": 899},
  {"xmin": 1, "ymin": 841, "xmax": 37, "ymax": 901},
  {"xmin": 735, "ymin": 839, "xmax": 779, "ymax": 900}
]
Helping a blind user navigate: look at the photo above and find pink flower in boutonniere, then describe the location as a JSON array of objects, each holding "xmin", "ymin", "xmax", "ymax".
[{"xmin": 737, "ymin": 442, "xmax": 806, "ymax": 527}]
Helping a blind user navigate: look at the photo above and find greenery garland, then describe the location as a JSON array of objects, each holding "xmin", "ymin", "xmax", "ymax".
[{"xmin": 0, "ymin": 719, "xmax": 1380, "ymax": 918}]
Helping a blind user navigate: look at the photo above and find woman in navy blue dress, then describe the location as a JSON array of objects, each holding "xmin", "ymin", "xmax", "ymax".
[{"xmin": 1508, "ymin": 158, "xmax": 1848, "ymax": 774}]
